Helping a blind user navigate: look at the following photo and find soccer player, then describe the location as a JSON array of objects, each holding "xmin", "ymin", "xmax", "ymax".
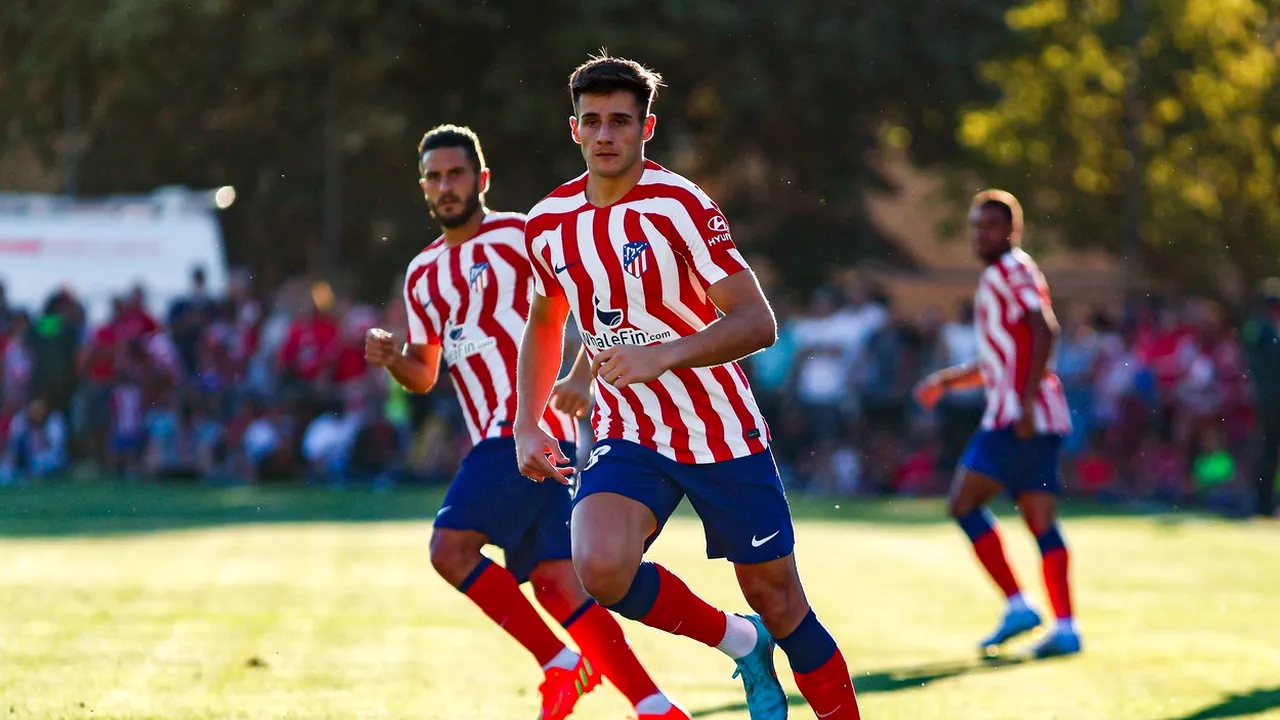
[
  {"xmin": 514, "ymin": 55, "xmax": 862, "ymax": 720},
  {"xmin": 366, "ymin": 124, "xmax": 688, "ymax": 720},
  {"xmin": 914, "ymin": 189, "xmax": 1081, "ymax": 658}
]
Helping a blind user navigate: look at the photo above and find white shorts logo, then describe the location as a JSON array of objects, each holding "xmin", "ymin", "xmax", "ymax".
[{"xmin": 583, "ymin": 445, "xmax": 612, "ymax": 473}]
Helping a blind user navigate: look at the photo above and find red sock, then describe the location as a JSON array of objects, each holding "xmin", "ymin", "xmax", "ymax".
[
  {"xmin": 1042, "ymin": 547, "xmax": 1073, "ymax": 619},
  {"xmin": 562, "ymin": 602, "xmax": 661, "ymax": 706},
  {"xmin": 462, "ymin": 560, "xmax": 565, "ymax": 667},
  {"xmin": 973, "ymin": 530, "xmax": 1022, "ymax": 599},
  {"xmin": 794, "ymin": 649, "xmax": 861, "ymax": 719},
  {"xmin": 643, "ymin": 564, "xmax": 729, "ymax": 647}
]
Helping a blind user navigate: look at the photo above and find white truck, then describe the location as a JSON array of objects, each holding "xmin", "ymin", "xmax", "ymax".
[{"xmin": 0, "ymin": 186, "xmax": 231, "ymax": 325}]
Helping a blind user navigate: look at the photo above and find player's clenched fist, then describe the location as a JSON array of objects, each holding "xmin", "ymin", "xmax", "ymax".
[
  {"xmin": 514, "ymin": 424, "xmax": 574, "ymax": 485},
  {"xmin": 551, "ymin": 374, "xmax": 592, "ymax": 418},
  {"xmin": 364, "ymin": 328, "xmax": 398, "ymax": 367},
  {"xmin": 590, "ymin": 345, "xmax": 672, "ymax": 389}
]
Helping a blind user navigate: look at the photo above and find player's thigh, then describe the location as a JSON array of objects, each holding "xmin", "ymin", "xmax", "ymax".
[
  {"xmin": 674, "ymin": 448, "xmax": 795, "ymax": 565},
  {"xmin": 506, "ymin": 444, "xmax": 578, "ymax": 585},
  {"xmin": 434, "ymin": 437, "xmax": 560, "ymax": 558},
  {"xmin": 951, "ymin": 429, "xmax": 1018, "ymax": 516},
  {"xmin": 571, "ymin": 441, "xmax": 683, "ymax": 575}
]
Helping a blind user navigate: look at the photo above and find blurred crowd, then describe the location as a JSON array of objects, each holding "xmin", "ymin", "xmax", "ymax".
[
  {"xmin": 745, "ymin": 268, "xmax": 1280, "ymax": 518},
  {"xmin": 1, "ymin": 265, "xmax": 1278, "ymax": 516}
]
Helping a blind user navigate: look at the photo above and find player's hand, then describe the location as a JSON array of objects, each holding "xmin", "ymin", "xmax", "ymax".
[
  {"xmin": 364, "ymin": 328, "xmax": 398, "ymax": 368},
  {"xmin": 551, "ymin": 375, "xmax": 593, "ymax": 418},
  {"xmin": 913, "ymin": 374, "xmax": 946, "ymax": 411},
  {"xmin": 590, "ymin": 345, "xmax": 672, "ymax": 389},
  {"xmin": 515, "ymin": 424, "xmax": 574, "ymax": 485},
  {"xmin": 1015, "ymin": 400, "xmax": 1036, "ymax": 438}
]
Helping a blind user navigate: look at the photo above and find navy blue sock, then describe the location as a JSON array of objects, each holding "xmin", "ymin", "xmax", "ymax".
[
  {"xmin": 603, "ymin": 561, "xmax": 661, "ymax": 621},
  {"xmin": 1036, "ymin": 524, "xmax": 1066, "ymax": 554},
  {"xmin": 560, "ymin": 600, "xmax": 595, "ymax": 630},
  {"xmin": 457, "ymin": 557, "xmax": 494, "ymax": 594},
  {"xmin": 775, "ymin": 609, "xmax": 838, "ymax": 674},
  {"xmin": 957, "ymin": 507, "xmax": 997, "ymax": 542}
]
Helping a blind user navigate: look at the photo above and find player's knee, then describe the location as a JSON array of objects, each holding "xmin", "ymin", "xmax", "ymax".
[
  {"xmin": 740, "ymin": 576, "xmax": 807, "ymax": 632},
  {"xmin": 574, "ymin": 552, "xmax": 632, "ymax": 606},
  {"xmin": 429, "ymin": 530, "xmax": 484, "ymax": 584}
]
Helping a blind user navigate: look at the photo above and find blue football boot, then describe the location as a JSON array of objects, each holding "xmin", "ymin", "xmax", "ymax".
[
  {"xmin": 730, "ymin": 614, "xmax": 789, "ymax": 720},
  {"xmin": 978, "ymin": 604, "xmax": 1042, "ymax": 649},
  {"xmin": 1032, "ymin": 627, "xmax": 1083, "ymax": 658}
]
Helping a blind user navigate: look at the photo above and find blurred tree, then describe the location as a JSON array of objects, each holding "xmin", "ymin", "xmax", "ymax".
[
  {"xmin": 1, "ymin": 0, "xmax": 1016, "ymax": 299},
  {"xmin": 957, "ymin": 0, "xmax": 1280, "ymax": 293}
]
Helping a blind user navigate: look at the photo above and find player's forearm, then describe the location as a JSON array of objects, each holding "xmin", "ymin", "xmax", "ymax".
[
  {"xmin": 515, "ymin": 319, "xmax": 566, "ymax": 430},
  {"xmin": 660, "ymin": 305, "xmax": 777, "ymax": 370},
  {"xmin": 567, "ymin": 344, "xmax": 592, "ymax": 384},
  {"xmin": 1021, "ymin": 314, "xmax": 1055, "ymax": 404},
  {"xmin": 937, "ymin": 362, "xmax": 984, "ymax": 391},
  {"xmin": 386, "ymin": 352, "xmax": 437, "ymax": 394}
]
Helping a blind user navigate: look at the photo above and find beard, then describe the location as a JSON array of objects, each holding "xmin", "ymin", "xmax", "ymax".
[{"xmin": 430, "ymin": 183, "xmax": 483, "ymax": 229}]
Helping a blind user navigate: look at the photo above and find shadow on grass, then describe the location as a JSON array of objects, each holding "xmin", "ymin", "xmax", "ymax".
[
  {"xmin": 0, "ymin": 479, "xmax": 1218, "ymax": 538},
  {"xmin": 691, "ymin": 655, "xmax": 1048, "ymax": 718},
  {"xmin": 1157, "ymin": 686, "xmax": 1280, "ymax": 720}
]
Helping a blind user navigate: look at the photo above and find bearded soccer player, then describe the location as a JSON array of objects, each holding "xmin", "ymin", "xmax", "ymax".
[
  {"xmin": 514, "ymin": 56, "xmax": 862, "ymax": 720},
  {"xmin": 366, "ymin": 125, "xmax": 688, "ymax": 720},
  {"xmin": 914, "ymin": 189, "xmax": 1081, "ymax": 658}
]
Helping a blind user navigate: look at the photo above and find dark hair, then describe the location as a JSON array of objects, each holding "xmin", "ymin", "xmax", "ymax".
[
  {"xmin": 980, "ymin": 199, "xmax": 1014, "ymax": 225},
  {"xmin": 417, "ymin": 124, "xmax": 486, "ymax": 176},
  {"xmin": 568, "ymin": 51, "xmax": 664, "ymax": 116}
]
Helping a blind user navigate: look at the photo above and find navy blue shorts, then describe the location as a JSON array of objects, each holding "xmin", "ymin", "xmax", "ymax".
[
  {"xmin": 573, "ymin": 440, "xmax": 795, "ymax": 565},
  {"xmin": 960, "ymin": 428, "xmax": 1064, "ymax": 498},
  {"xmin": 433, "ymin": 437, "xmax": 576, "ymax": 583}
]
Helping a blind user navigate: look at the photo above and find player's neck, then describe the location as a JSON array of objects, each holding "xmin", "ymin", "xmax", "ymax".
[
  {"xmin": 585, "ymin": 161, "xmax": 645, "ymax": 208},
  {"xmin": 441, "ymin": 208, "xmax": 488, "ymax": 247}
]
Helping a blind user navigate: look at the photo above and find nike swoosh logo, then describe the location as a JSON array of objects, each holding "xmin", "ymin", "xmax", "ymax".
[
  {"xmin": 553, "ymin": 261, "xmax": 579, "ymax": 274},
  {"xmin": 817, "ymin": 706, "xmax": 843, "ymax": 718},
  {"xmin": 751, "ymin": 531, "xmax": 780, "ymax": 548},
  {"xmin": 436, "ymin": 506, "xmax": 451, "ymax": 517}
]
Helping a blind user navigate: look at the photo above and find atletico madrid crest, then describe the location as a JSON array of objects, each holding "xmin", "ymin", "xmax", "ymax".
[
  {"xmin": 469, "ymin": 262, "xmax": 490, "ymax": 293},
  {"xmin": 622, "ymin": 241, "xmax": 651, "ymax": 278}
]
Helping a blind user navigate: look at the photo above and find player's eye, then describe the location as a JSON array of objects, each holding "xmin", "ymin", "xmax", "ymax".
[{"xmin": 612, "ymin": 117, "xmax": 629, "ymax": 126}]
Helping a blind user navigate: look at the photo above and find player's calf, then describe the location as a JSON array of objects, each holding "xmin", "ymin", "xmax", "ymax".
[
  {"xmin": 738, "ymin": 557, "xmax": 862, "ymax": 719},
  {"xmin": 735, "ymin": 555, "xmax": 811, "ymax": 637}
]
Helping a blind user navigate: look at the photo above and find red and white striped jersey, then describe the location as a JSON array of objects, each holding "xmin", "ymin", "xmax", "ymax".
[
  {"xmin": 402, "ymin": 212, "xmax": 578, "ymax": 447},
  {"xmin": 974, "ymin": 248, "xmax": 1073, "ymax": 435},
  {"xmin": 525, "ymin": 160, "xmax": 770, "ymax": 464}
]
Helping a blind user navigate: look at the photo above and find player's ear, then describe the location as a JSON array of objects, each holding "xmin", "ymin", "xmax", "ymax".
[
  {"xmin": 569, "ymin": 116, "xmax": 582, "ymax": 144},
  {"xmin": 642, "ymin": 114, "xmax": 656, "ymax": 142},
  {"xmin": 478, "ymin": 168, "xmax": 491, "ymax": 195}
]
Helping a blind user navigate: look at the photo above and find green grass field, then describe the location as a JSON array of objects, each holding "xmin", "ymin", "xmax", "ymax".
[{"xmin": 2, "ymin": 482, "xmax": 1278, "ymax": 720}]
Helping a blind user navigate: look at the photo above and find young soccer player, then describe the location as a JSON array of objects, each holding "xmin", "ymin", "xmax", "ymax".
[
  {"xmin": 914, "ymin": 189, "xmax": 1081, "ymax": 658},
  {"xmin": 514, "ymin": 55, "xmax": 862, "ymax": 720},
  {"xmin": 367, "ymin": 125, "xmax": 688, "ymax": 719}
]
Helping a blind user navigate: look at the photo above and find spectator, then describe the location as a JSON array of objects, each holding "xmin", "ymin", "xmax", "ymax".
[
  {"xmin": 1192, "ymin": 427, "xmax": 1241, "ymax": 514},
  {"xmin": 276, "ymin": 288, "xmax": 340, "ymax": 401},
  {"xmin": 1, "ymin": 398, "xmax": 68, "ymax": 484},
  {"xmin": 1242, "ymin": 278, "xmax": 1280, "ymax": 518},
  {"xmin": 2, "ymin": 311, "xmax": 33, "ymax": 407}
]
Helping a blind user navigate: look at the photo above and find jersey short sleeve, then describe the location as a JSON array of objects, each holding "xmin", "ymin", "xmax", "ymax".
[
  {"xmin": 998, "ymin": 254, "xmax": 1044, "ymax": 321},
  {"xmin": 403, "ymin": 264, "xmax": 440, "ymax": 345},
  {"xmin": 524, "ymin": 222, "xmax": 565, "ymax": 298},
  {"xmin": 670, "ymin": 188, "xmax": 749, "ymax": 289}
]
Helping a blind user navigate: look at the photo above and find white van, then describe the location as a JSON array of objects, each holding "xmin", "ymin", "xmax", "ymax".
[{"xmin": 0, "ymin": 187, "xmax": 230, "ymax": 326}]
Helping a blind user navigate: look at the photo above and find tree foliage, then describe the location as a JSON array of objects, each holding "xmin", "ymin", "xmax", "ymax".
[
  {"xmin": 958, "ymin": 0, "xmax": 1280, "ymax": 292},
  {"xmin": 1, "ymin": 0, "xmax": 1014, "ymax": 296}
]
